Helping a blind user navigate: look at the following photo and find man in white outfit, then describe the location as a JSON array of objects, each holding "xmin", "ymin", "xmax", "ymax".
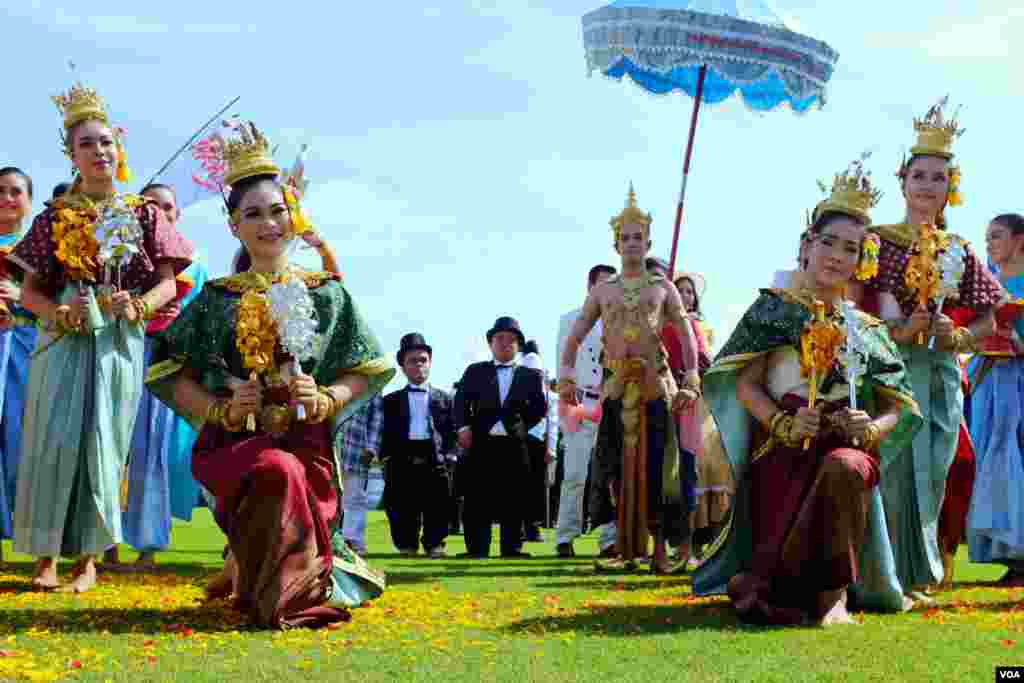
[{"xmin": 555, "ymin": 264, "xmax": 617, "ymax": 558}]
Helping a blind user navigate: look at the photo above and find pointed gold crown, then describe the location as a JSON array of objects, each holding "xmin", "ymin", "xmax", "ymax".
[
  {"xmin": 222, "ymin": 121, "xmax": 281, "ymax": 188},
  {"xmin": 52, "ymin": 82, "xmax": 109, "ymax": 131},
  {"xmin": 811, "ymin": 152, "xmax": 883, "ymax": 225},
  {"xmin": 910, "ymin": 96, "xmax": 964, "ymax": 160},
  {"xmin": 610, "ymin": 182, "xmax": 652, "ymax": 241}
]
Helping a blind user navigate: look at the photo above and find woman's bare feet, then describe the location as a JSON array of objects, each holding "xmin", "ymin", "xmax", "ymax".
[
  {"xmin": 57, "ymin": 556, "xmax": 97, "ymax": 594},
  {"xmin": 31, "ymin": 557, "xmax": 60, "ymax": 590},
  {"xmin": 816, "ymin": 588, "xmax": 857, "ymax": 626},
  {"xmin": 135, "ymin": 551, "xmax": 157, "ymax": 569},
  {"xmin": 206, "ymin": 551, "xmax": 238, "ymax": 599}
]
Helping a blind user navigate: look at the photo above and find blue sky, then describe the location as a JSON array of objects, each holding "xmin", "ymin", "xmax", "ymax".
[{"xmin": 3, "ymin": 2, "xmax": 1020, "ymax": 390}]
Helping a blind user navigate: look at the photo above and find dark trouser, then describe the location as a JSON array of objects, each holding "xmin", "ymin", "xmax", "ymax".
[
  {"xmin": 448, "ymin": 460, "xmax": 462, "ymax": 532},
  {"xmin": 385, "ymin": 441, "xmax": 451, "ymax": 552},
  {"xmin": 463, "ymin": 435, "xmax": 529, "ymax": 556},
  {"xmin": 525, "ymin": 436, "xmax": 548, "ymax": 530}
]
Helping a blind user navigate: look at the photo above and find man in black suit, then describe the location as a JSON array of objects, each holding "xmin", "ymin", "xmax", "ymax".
[
  {"xmin": 454, "ymin": 317, "xmax": 548, "ymax": 558},
  {"xmin": 381, "ymin": 333, "xmax": 457, "ymax": 559}
]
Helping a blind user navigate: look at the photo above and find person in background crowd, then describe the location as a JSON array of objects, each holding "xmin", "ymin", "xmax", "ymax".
[
  {"xmin": 381, "ymin": 333, "xmax": 456, "ymax": 559},
  {"xmin": 455, "ymin": 317, "xmax": 547, "ymax": 558},
  {"xmin": 555, "ymin": 264, "xmax": 617, "ymax": 558},
  {"xmin": 520, "ymin": 340, "xmax": 557, "ymax": 543},
  {"xmin": 0, "ymin": 167, "xmax": 38, "ymax": 563},
  {"xmin": 339, "ymin": 394, "xmax": 383, "ymax": 556}
]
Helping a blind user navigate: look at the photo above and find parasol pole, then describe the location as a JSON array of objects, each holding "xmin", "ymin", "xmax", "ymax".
[
  {"xmin": 668, "ymin": 64, "xmax": 707, "ymax": 279},
  {"xmin": 142, "ymin": 95, "xmax": 241, "ymax": 189}
]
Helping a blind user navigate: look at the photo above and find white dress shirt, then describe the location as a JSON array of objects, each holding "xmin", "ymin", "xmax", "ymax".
[
  {"xmin": 489, "ymin": 363, "xmax": 516, "ymax": 436},
  {"xmin": 527, "ymin": 389, "xmax": 559, "ymax": 453},
  {"xmin": 556, "ymin": 308, "xmax": 603, "ymax": 394},
  {"xmin": 406, "ymin": 383, "xmax": 431, "ymax": 440}
]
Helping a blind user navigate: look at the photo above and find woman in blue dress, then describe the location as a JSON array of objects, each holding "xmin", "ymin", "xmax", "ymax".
[
  {"xmin": 967, "ymin": 213, "xmax": 1024, "ymax": 585},
  {"xmin": 110, "ymin": 182, "xmax": 208, "ymax": 568},
  {"xmin": 0, "ymin": 167, "xmax": 38, "ymax": 562}
]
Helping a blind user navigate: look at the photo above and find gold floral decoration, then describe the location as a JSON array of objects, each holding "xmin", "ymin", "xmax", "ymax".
[
  {"xmin": 947, "ymin": 166, "xmax": 963, "ymax": 207},
  {"xmin": 235, "ymin": 289, "xmax": 278, "ymax": 374},
  {"xmin": 904, "ymin": 222, "xmax": 950, "ymax": 310},
  {"xmin": 52, "ymin": 206, "xmax": 101, "ymax": 282},
  {"xmin": 283, "ymin": 187, "xmax": 313, "ymax": 237},
  {"xmin": 799, "ymin": 304, "xmax": 845, "ymax": 381}
]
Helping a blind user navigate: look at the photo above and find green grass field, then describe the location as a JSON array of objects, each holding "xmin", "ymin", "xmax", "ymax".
[{"xmin": 0, "ymin": 510, "xmax": 1021, "ymax": 682}]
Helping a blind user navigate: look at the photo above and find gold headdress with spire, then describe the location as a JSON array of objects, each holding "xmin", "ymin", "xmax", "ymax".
[
  {"xmin": 52, "ymin": 82, "xmax": 109, "ymax": 132},
  {"xmin": 223, "ymin": 122, "xmax": 281, "ymax": 188},
  {"xmin": 811, "ymin": 152, "xmax": 882, "ymax": 226},
  {"xmin": 52, "ymin": 80, "xmax": 131, "ymax": 181},
  {"xmin": 610, "ymin": 182, "xmax": 652, "ymax": 242},
  {"xmin": 900, "ymin": 97, "xmax": 965, "ymax": 208},
  {"xmin": 910, "ymin": 96, "xmax": 964, "ymax": 160}
]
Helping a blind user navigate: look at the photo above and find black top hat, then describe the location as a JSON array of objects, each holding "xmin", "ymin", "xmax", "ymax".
[
  {"xmin": 397, "ymin": 332, "xmax": 433, "ymax": 365},
  {"xmin": 486, "ymin": 316, "xmax": 526, "ymax": 348}
]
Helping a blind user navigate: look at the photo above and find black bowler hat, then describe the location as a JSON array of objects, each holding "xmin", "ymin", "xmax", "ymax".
[
  {"xmin": 397, "ymin": 332, "xmax": 433, "ymax": 365},
  {"xmin": 486, "ymin": 316, "xmax": 526, "ymax": 348}
]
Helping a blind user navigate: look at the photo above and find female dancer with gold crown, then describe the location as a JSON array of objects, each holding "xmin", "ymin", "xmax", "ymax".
[
  {"xmin": 694, "ymin": 156, "xmax": 922, "ymax": 625},
  {"xmin": 864, "ymin": 100, "xmax": 1002, "ymax": 603},
  {"xmin": 7, "ymin": 83, "xmax": 192, "ymax": 592},
  {"xmin": 146, "ymin": 121, "xmax": 392, "ymax": 629}
]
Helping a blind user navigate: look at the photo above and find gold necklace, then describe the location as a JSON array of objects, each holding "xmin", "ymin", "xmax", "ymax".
[{"xmin": 621, "ymin": 275, "xmax": 646, "ymax": 310}]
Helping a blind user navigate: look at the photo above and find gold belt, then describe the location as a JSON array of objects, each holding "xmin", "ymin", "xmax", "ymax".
[{"xmin": 606, "ymin": 358, "xmax": 646, "ymax": 376}]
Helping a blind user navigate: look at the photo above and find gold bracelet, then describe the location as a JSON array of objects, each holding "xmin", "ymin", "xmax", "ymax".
[
  {"xmin": 952, "ymin": 327, "xmax": 978, "ymax": 354},
  {"xmin": 131, "ymin": 297, "xmax": 153, "ymax": 322},
  {"xmin": 323, "ymin": 386, "xmax": 344, "ymax": 419},
  {"xmin": 305, "ymin": 389, "xmax": 332, "ymax": 424},
  {"xmin": 767, "ymin": 410, "xmax": 785, "ymax": 435},
  {"xmin": 221, "ymin": 402, "xmax": 245, "ymax": 432},
  {"xmin": 770, "ymin": 411, "xmax": 799, "ymax": 447},
  {"xmin": 859, "ymin": 422, "xmax": 882, "ymax": 452},
  {"xmin": 205, "ymin": 398, "xmax": 227, "ymax": 425}
]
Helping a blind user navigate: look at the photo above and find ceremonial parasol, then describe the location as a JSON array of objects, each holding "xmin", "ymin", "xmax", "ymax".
[{"xmin": 582, "ymin": 0, "xmax": 839, "ymax": 275}]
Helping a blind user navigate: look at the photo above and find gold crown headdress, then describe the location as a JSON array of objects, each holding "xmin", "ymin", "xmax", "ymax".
[
  {"xmin": 52, "ymin": 80, "xmax": 131, "ymax": 181},
  {"xmin": 910, "ymin": 96, "xmax": 964, "ymax": 161},
  {"xmin": 222, "ymin": 121, "xmax": 281, "ymax": 188},
  {"xmin": 610, "ymin": 182, "xmax": 652, "ymax": 242},
  {"xmin": 899, "ymin": 97, "xmax": 965, "ymax": 208},
  {"xmin": 810, "ymin": 152, "xmax": 883, "ymax": 226},
  {"xmin": 52, "ymin": 82, "xmax": 109, "ymax": 132}
]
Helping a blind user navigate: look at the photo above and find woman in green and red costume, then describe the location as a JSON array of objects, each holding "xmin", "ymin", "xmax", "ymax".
[
  {"xmin": 694, "ymin": 156, "xmax": 922, "ymax": 625},
  {"xmin": 146, "ymin": 122, "xmax": 393, "ymax": 629}
]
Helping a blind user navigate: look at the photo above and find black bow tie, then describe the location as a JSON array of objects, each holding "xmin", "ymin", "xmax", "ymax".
[
  {"xmin": 408, "ymin": 386, "xmax": 428, "ymax": 393},
  {"xmin": 495, "ymin": 363, "xmax": 515, "ymax": 370}
]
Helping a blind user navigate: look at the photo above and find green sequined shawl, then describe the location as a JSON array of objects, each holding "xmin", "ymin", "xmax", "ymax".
[
  {"xmin": 693, "ymin": 288, "xmax": 922, "ymax": 599},
  {"xmin": 145, "ymin": 270, "xmax": 395, "ymax": 437}
]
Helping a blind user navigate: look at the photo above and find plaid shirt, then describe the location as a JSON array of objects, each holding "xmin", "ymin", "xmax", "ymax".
[{"xmin": 339, "ymin": 394, "xmax": 384, "ymax": 477}]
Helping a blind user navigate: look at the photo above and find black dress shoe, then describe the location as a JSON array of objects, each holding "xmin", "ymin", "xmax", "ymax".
[
  {"xmin": 556, "ymin": 542, "xmax": 576, "ymax": 558},
  {"xmin": 501, "ymin": 551, "xmax": 532, "ymax": 559},
  {"xmin": 455, "ymin": 552, "xmax": 488, "ymax": 559}
]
